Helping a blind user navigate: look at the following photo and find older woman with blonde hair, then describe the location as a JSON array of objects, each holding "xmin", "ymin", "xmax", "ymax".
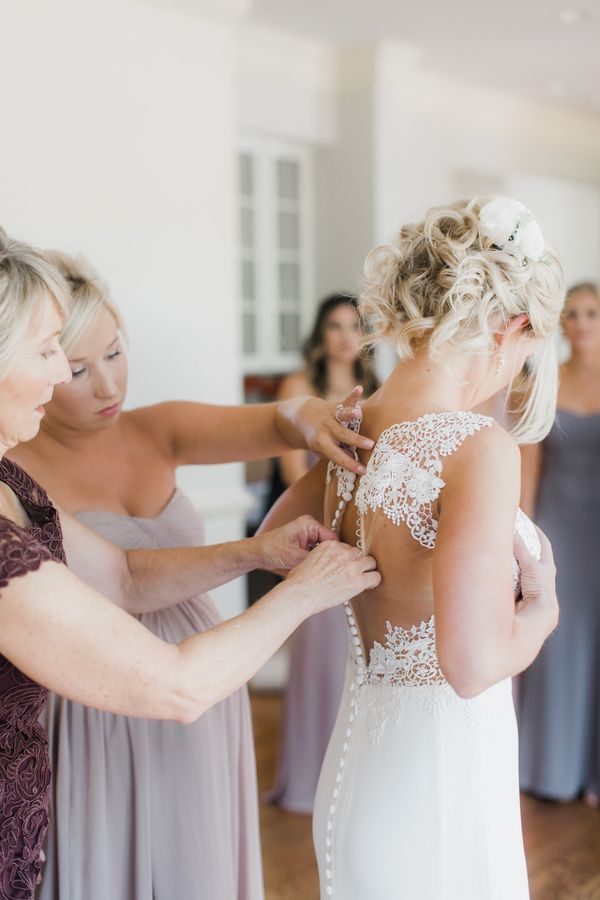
[
  {"xmin": 262, "ymin": 196, "xmax": 563, "ymax": 899},
  {"xmin": 0, "ymin": 226, "xmax": 380, "ymax": 900}
]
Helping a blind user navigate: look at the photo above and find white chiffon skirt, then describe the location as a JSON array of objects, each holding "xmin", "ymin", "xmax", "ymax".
[{"xmin": 313, "ymin": 648, "xmax": 529, "ymax": 900}]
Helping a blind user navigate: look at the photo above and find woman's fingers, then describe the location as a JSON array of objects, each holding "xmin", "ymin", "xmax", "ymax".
[
  {"xmin": 320, "ymin": 437, "xmax": 367, "ymax": 475},
  {"xmin": 339, "ymin": 385, "xmax": 364, "ymax": 408},
  {"xmin": 336, "ymin": 405, "xmax": 362, "ymax": 424},
  {"xmin": 358, "ymin": 553, "xmax": 378, "ymax": 571},
  {"xmin": 533, "ymin": 525, "xmax": 555, "ymax": 567},
  {"xmin": 513, "ymin": 531, "xmax": 535, "ymax": 566}
]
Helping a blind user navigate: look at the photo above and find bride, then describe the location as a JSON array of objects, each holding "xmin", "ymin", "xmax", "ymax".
[{"xmin": 261, "ymin": 196, "xmax": 563, "ymax": 899}]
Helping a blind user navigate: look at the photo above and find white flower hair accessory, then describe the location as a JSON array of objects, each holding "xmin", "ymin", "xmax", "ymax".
[{"xmin": 479, "ymin": 196, "xmax": 545, "ymax": 263}]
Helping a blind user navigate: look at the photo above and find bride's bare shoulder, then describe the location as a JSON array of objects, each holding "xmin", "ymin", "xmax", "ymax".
[{"xmin": 442, "ymin": 419, "xmax": 520, "ymax": 498}]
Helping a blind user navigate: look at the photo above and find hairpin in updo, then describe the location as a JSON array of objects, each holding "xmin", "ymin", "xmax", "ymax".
[{"xmin": 479, "ymin": 196, "xmax": 545, "ymax": 264}]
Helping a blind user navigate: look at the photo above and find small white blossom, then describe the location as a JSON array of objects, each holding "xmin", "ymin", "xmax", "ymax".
[{"xmin": 480, "ymin": 196, "xmax": 545, "ymax": 262}]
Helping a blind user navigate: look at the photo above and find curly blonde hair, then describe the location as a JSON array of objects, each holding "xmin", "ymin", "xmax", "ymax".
[
  {"xmin": 44, "ymin": 251, "xmax": 125, "ymax": 356},
  {"xmin": 360, "ymin": 197, "xmax": 565, "ymax": 443}
]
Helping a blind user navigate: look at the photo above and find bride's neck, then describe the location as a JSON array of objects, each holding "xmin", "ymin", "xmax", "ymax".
[{"xmin": 375, "ymin": 353, "xmax": 483, "ymax": 415}]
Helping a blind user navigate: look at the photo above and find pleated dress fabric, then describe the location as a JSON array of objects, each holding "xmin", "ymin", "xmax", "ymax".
[
  {"xmin": 518, "ymin": 410, "xmax": 600, "ymax": 801},
  {"xmin": 38, "ymin": 490, "xmax": 264, "ymax": 900}
]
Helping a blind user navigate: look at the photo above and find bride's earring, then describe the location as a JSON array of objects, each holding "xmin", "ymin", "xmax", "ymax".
[{"xmin": 495, "ymin": 349, "xmax": 506, "ymax": 376}]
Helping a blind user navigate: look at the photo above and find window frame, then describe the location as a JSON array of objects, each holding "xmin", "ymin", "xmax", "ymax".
[{"xmin": 237, "ymin": 135, "xmax": 314, "ymax": 375}]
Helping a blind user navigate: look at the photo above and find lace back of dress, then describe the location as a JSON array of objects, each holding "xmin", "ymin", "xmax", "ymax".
[
  {"xmin": 327, "ymin": 411, "xmax": 494, "ymax": 553},
  {"xmin": 357, "ymin": 411, "xmax": 494, "ymax": 549}
]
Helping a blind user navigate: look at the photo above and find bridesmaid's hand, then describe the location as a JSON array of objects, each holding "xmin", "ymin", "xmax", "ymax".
[
  {"xmin": 275, "ymin": 386, "xmax": 373, "ymax": 476},
  {"xmin": 285, "ymin": 540, "xmax": 381, "ymax": 615},
  {"xmin": 254, "ymin": 515, "xmax": 338, "ymax": 573},
  {"xmin": 514, "ymin": 526, "xmax": 559, "ymax": 637}
]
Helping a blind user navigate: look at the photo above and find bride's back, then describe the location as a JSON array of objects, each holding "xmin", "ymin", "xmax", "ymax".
[{"xmin": 327, "ymin": 401, "xmax": 492, "ymax": 651}]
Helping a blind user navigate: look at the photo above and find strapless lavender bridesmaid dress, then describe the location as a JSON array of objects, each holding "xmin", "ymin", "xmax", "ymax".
[{"xmin": 38, "ymin": 491, "xmax": 263, "ymax": 900}]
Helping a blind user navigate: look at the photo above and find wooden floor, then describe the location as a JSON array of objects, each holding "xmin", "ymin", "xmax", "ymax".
[{"xmin": 250, "ymin": 690, "xmax": 600, "ymax": 900}]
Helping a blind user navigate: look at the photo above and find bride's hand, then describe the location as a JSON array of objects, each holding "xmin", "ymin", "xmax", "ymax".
[
  {"xmin": 285, "ymin": 540, "xmax": 380, "ymax": 615},
  {"xmin": 513, "ymin": 526, "xmax": 559, "ymax": 637},
  {"xmin": 275, "ymin": 385, "xmax": 373, "ymax": 476}
]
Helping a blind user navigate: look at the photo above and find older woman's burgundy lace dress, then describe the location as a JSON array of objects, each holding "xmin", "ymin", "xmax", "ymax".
[{"xmin": 0, "ymin": 458, "xmax": 65, "ymax": 900}]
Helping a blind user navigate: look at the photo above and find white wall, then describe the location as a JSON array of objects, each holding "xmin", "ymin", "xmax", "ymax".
[
  {"xmin": 314, "ymin": 41, "xmax": 600, "ymax": 304},
  {"xmin": 0, "ymin": 0, "xmax": 247, "ymax": 617},
  {"xmin": 236, "ymin": 25, "xmax": 337, "ymax": 145}
]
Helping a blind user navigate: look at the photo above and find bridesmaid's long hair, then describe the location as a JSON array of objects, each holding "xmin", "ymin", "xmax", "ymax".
[{"xmin": 303, "ymin": 294, "xmax": 379, "ymax": 398}]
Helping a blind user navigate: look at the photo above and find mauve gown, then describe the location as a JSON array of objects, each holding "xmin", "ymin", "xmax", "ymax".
[
  {"xmin": 39, "ymin": 490, "xmax": 264, "ymax": 900},
  {"xmin": 518, "ymin": 410, "xmax": 600, "ymax": 800},
  {"xmin": 268, "ymin": 606, "xmax": 348, "ymax": 813}
]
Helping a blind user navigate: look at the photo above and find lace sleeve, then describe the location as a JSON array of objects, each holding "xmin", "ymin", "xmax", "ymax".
[
  {"xmin": 0, "ymin": 517, "xmax": 53, "ymax": 590},
  {"xmin": 355, "ymin": 412, "xmax": 494, "ymax": 549}
]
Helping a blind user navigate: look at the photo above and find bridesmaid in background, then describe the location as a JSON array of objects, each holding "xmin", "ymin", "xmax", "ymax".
[
  {"xmin": 519, "ymin": 281, "xmax": 600, "ymax": 807},
  {"xmin": 268, "ymin": 294, "xmax": 378, "ymax": 813}
]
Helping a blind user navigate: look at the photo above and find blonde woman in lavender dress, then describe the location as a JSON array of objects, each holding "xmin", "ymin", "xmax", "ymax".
[
  {"xmin": 262, "ymin": 197, "xmax": 563, "ymax": 898},
  {"xmin": 11, "ymin": 254, "xmax": 376, "ymax": 900}
]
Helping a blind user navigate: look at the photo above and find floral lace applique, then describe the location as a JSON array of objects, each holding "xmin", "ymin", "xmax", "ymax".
[
  {"xmin": 366, "ymin": 616, "xmax": 445, "ymax": 687},
  {"xmin": 353, "ymin": 616, "xmax": 501, "ymax": 743},
  {"xmin": 355, "ymin": 412, "xmax": 493, "ymax": 548}
]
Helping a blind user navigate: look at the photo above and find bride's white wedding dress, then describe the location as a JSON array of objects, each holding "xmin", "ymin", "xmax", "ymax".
[{"xmin": 313, "ymin": 411, "xmax": 538, "ymax": 900}]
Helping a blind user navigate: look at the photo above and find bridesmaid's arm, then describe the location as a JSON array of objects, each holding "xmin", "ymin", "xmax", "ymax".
[
  {"xmin": 519, "ymin": 442, "xmax": 542, "ymax": 518},
  {"xmin": 133, "ymin": 390, "xmax": 371, "ymax": 476},
  {"xmin": 275, "ymin": 374, "xmax": 314, "ymax": 487},
  {"xmin": 59, "ymin": 506, "xmax": 336, "ymax": 614}
]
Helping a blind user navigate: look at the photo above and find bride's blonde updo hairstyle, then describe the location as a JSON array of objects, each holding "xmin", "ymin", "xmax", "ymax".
[
  {"xmin": 44, "ymin": 250, "xmax": 125, "ymax": 356},
  {"xmin": 360, "ymin": 197, "xmax": 564, "ymax": 444},
  {"xmin": 0, "ymin": 227, "xmax": 72, "ymax": 380}
]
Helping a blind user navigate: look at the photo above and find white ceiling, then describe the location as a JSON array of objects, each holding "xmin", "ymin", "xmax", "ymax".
[{"xmin": 249, "ymin": 0, "xmax": 600, "ymax": 115}]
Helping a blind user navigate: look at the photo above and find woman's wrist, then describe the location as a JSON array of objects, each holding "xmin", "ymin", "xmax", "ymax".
[
  {"xmin": 274, "ymin": 396, "xmax": 314, "ymax": 450},
  {"xmin": 260, "ymin": 577, "xmax": 314, "ymax": 625}
]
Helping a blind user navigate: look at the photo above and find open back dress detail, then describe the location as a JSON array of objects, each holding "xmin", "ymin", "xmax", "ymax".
[{"xmin": 313, "ymin": 411, "xmax": 539, "ymax": 900}]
